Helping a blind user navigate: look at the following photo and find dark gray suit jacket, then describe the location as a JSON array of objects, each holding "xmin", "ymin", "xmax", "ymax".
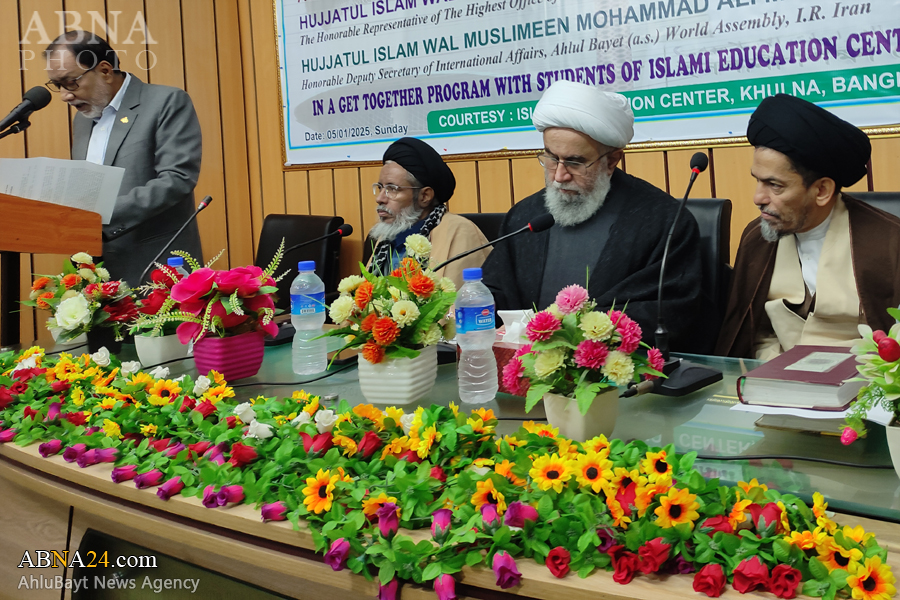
[{"xmin": 72, "ymin": 74, "xmax": 203, "ymax": 287}]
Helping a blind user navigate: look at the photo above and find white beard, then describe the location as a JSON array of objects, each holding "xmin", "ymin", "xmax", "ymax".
[
  {"xmin": 544, "ymin": 168, "xmax": 612, "ymax": 227},
  {"xmin": 368, "ymin": 201, "xmax": 423, "ymax": 242},
  {"xmin": 759, "ymin": 220, "xmax": 782, "ymax": 242}
]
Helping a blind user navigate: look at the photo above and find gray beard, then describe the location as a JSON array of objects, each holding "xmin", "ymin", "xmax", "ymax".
[
  {"xmin": 759, "ymin": 220, "xmax": 782, "ymax": 242},
  {"xmin": 544, "ymin": 169, "xmax": 612, "ymax": 227},
  {"xmin": 368, "ymin": 202, "xmax": 423, "ymax": 242}
]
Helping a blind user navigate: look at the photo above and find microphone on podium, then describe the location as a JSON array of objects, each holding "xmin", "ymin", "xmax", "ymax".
[
  {"xmin": 283, "ymin": 224, "xmax": 354, "ymax": 255},
  {"xmin": 431, "ymin": 213, "xmax": 555, "ymax": 272},
  {"xmin": 137, "ymin": 196, "xmax": 213, "ymax": 285},
  {"xmin": 622, "ymin": 152, "xmax": 723, "ymax": 398}
]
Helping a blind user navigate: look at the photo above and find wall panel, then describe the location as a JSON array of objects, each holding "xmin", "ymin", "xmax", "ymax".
[
  {"xmin": 871, "ymin": 138, "xmax": 900, "ymax": 193},
  {"xmin": 667, "ymin": 149, "xmax": 712, "ymax": 199},
  {"xmin": 510, "ymin": 156, "xmax": 545, "ymax": 203},
  {"xmin": 712, "ymin": 146, "xmax": 757, "ymax": 263},
  {"xmin": 623, "ymin": 152, "xmax": 667, "ymax": 194},
  {"xmin": 144, "ymin": 0, "xmax": 184, "ymax": 88},
  {"xmin": 477, "ymin": 159, "xmax": 513, "ymax": 213},
  {"xmin": 447, "ymin": 161, "xmax": 479, "ymax": 214},
  {"xmin": 333, "ymin": 168, "xmax": 363, "ymax": 279}
]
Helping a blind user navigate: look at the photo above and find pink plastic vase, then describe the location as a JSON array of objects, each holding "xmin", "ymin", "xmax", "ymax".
[{"xmin": 192, "ymin": 330, "xmax": 265, "ymax": 381}]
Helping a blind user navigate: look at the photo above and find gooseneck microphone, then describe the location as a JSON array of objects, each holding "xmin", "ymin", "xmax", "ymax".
[
  {"xmin": 622, "ymin": 152, "xmax": 722, "ymax": 398},
  {"xmin": 431, "ymin": 213, "xmax": 555, "ymax": 272},
  {"xmin": 138, "ymin": 196, "xmax": 213, "ymax": 285},
  {"xmin": 0, "ymin": 87, "xmax": 52, "ymax": 137},
  {"xmin": 283, "ymin": 224, "xmax": 354, "ymax": 255}
]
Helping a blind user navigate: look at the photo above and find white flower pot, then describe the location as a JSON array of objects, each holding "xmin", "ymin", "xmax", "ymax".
[
  {"xmin": 134, "ymin": 333, "xmax": 190, "ymax": 367},
  {"xmin": 543, "ymin": 388, "xmax": 619, "ymax": 442},
  {"xmin": 884, "ymin": 423, "xmax": 900, "ymax": 480},
  {"xmin": 357, "ymin": 345, "xmax": 438, "ymax": 405}
]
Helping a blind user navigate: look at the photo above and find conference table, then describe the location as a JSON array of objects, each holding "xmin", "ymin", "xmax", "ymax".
[{"xmin": 1, "ymin": 343, "xmax": 899, "ymax": 600}]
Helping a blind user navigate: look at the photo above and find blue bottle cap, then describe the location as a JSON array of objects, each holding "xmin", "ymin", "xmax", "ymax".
[
  {"xmin": 167, "ymin": 257, "xmax": 184, "ymax": 267},
  {"xmin": 462, "ymin": 267, "xmax": 482, "ymax": 281},
  {"xmin": 298, "ymin": 260, "xmax": 316, "ymax": 271}
]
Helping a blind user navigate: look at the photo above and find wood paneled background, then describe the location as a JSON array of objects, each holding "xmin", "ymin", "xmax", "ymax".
[{"xmin": 1, "ymin": 0, "xmax": 898, "ymax": 346}]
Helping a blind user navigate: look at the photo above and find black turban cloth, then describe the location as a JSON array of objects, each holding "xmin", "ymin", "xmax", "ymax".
[
  {"xmin": 747, "ymin": 94, "xmax": 871, "ymax": 188},
  {"xmin": 382, "ymin": 137, "xmax": 456, "ymax": 203}
]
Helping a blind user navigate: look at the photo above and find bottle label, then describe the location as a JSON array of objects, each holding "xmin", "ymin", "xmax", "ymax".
[
  {"xmin": 455, "ymin": 305, "xmax": 494, "ymax": 335},
  {"xmin": 291, "ymin": 292, "xmax": 325, "ymax": 315}
]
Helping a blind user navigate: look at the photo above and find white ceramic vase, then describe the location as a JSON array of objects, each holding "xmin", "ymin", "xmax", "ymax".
[
  {"xmin": 134, "ymin": 333, "xmax": 190, "ymax": 367},
  {"xmin": 542, "ymin": 388, "xmax": 619, "ymax": 442},
  {"xmin": 884, "ymin": 423, "xmax": 900, "ymax": 480},
  {"xmin": 357, "ymin": 345, "xmax": 438, "ymax": 405}
]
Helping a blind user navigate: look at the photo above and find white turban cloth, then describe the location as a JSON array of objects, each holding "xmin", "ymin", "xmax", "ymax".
[{"xmin": 532, "ymin": 81, "xmax": 635, "ymax": 149}]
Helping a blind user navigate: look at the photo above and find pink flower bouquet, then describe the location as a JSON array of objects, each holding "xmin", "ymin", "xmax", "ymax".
[
  {"xmin": 502, "ymin": 284, "xmax": 664, "ymax": 415},
  {"xmin": 131, "ymin": 250, "xmax": 284, "ymax": 343}
]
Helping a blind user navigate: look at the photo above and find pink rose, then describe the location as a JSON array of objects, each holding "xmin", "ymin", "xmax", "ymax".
[
  {"xmin": 504, "ymin": 501, "xmax": 538, "ymax": 528},
  {"xmin": 324, "ymin": 538, "xmax": 351, "ymax": 571},
  {"xmin": 156, "ymin": 476, "xmax": 185, "ymax": 500},
  {"xmin": 492, "ymin": 551, "xmax": 522, "ymax": 589},
  {"xmin": 215, "ymin": 266, "xmax": 263, "ymax": 296},
  {"xmin": 171, "ymin": 268, "xmax": 217, "ymax": 303},
  {"xmin": 261, "ymin": 501, "xmax": 287, "ymax": 522}
]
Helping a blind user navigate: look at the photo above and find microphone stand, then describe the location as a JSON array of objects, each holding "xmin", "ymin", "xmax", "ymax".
[
  {"xmin": 283, "ymin": 228, "xmax": 345, "ymax": 255},
  {"xmin": 137, "ymin": 197, "xmax": 212, "ymax": 286},
  {"xmin": 0, "ymin": 118, "xmax": 31, "ymax": 140},
  {"xmin": 431, "ymin": 223, "xmax": 535, "ymax": 271},
  {"xmin": 626, "ymin": 164, "xmax": 723, "ymax": 398}
]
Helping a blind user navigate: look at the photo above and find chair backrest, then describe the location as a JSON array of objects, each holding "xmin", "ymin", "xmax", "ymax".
[
  {"xmin": 684, "ymin": 198, "xmax": 733, "ymax": 353},
  {"xmin": 254, "ymin": 214, "xmax": 344, "ymax": 313},
  {"xmin": 849, "ymin": 192, "xmax": 900, "ymax": 219},
  {"xmin": 459, "ymin": 213, "xmax": 505, "ymax": 243}
]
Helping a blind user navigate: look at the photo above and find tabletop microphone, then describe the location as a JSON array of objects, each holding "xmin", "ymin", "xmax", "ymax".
[
  {"xmin": 0, "ymin": 86, "xmax": 52, "ymax": 135},
  {"xmin": 283, "ymin": 224, "xmax": 354, "ymax": 255},
  {"xmin": 137, "ymin": 196, "xmax": 213, "ymax": 285},
  {"xmin": 431, "ymin": 213, "xmax": 554, "ymax": 272},
  {"xmin": 624, "ymin": 152, "xmax": 721, "ymax": 398}
]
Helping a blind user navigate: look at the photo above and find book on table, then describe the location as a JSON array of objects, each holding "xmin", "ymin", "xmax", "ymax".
[{"xmin": 736, "ymin": 345, "xmax": 864, "ymax": 411}]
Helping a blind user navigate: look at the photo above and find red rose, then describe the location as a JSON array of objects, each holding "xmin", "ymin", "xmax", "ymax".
[
  {"xmin": 693, "ymin": 563, "xmax": 726, "ymax": 597},
  {"xmin": 138, "ymin": 289, "xmax": 170, "ymax": 315},
  {"xmin": 224, "ymin": 416, "xmax": 239, "ymax": 429},
  {"xmin": 300, "ymin": 432, "xmax": 334, "ymax": 454},
  {"xmin": 23, "ymin": 406, "xmax": 39, "ymax": 420},
  {"xmin": 430, "ymin": 465, "xmax": 447, "ymax": 483},
  {"xmin": 9, "ymin": 381, "xmax": 28, "ymax": 395},
  {"xmin": 179, "ymin": 397, "xmax": 197, "ymax": 413},
  {"xmin": 546, "ymin": 547, "xmax": 571, "ymax": 578},
  {"xmin": 610, "ymin": 546, "xmax": 641, "ymax": 584},
  {"xmin": 769, "ymin": 564, "xmax": 802, "ymax": 599},
  {"xmin": 357, "ymin": 431, "xmax": 383, "ymax": 459},
  {"xmin": 732, "ymin": 556, "xmax": 769, "ymax": 594},
  {"xmin": 229, "ymin": 442, "xmax": 258, "ymax": 467},
  {"xmin": 638, "ymin": 538, "xmax": 671, "ymax": 574},
  {"xmin": 398, "ymin": 449, "xmax": 423, "ymax": 463},
  {"xmin": 51, "ymin": 381, "xmax": 71, "ymax": 394},
  {"xmin": 193, "ymin": 400, "xmax": 217, "ymax": 418},
  {"xmin": 188, "ymin": 441, "xmax": 212, "ymax": 456},
  {"xmin": 0, "ymin": 388, "xmax": 15, "ymax": 409},
  {"xmin": 61, "ymin": 411, "xmax": 88, "ymax": 426},
  {"xmin": 104, "ymin": 297, "xmax": 138, "ymax": 322},
  {"xmin": 615, "ymin": 482, "xmax": 637, "ymax": 517},
  {"xmin": 748, "ymin": 502, "xmax": 783, "ymax": 533},
  {"xmin": 151, "ymin": 267, "xmax": 181, "ymax": 288},
  {"xmin": 699, "ymin": 515, "xmax": 734, "ymax": 535}
]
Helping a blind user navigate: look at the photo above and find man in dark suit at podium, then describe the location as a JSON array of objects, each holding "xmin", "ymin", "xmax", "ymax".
[{"xmin": 43, "ymin": 31, "xmax": 203, "ymax": 287}]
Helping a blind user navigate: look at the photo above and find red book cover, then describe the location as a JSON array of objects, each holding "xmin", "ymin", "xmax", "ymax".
[{"xmin": 736, "ymin": 345, "xmax": 863, "ymax": 410}]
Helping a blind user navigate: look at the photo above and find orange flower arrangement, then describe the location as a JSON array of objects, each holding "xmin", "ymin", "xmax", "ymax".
[{"xmin": 325, "ymin": 234, "xmax": 456, "ymax": 364}]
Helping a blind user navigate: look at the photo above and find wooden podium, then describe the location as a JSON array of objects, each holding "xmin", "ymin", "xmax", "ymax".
[{"xmin": 0, "ymin": 193, "xmax": 102, "ymax": 347}]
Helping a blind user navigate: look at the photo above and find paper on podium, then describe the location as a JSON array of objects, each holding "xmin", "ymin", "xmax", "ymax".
[
  {"xmin": 0, "ymin": 157, "xmax": 123, "ymax": 224},
  {"xmin": 731, "ymin": 401, "xmax": 892, "ymax": 426}
]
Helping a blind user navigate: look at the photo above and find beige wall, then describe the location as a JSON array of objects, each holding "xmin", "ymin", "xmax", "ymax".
[{"xmin": 2, "ymin": 0, "xmax": 899, "ymax": 346}]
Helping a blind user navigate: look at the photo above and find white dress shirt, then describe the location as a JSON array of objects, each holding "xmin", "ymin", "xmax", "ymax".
[
  {"xmin": 794, "ymin": 202, "xmax": 836, "ymax": 297},
  {"xmin": 85, "ymin": 73, "xmax": 132, "ymax": 165}
]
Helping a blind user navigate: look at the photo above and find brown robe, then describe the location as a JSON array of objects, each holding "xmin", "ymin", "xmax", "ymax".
[{"xmin": 715, "ymin": 194, "xmax": 900, "ymax": 358}]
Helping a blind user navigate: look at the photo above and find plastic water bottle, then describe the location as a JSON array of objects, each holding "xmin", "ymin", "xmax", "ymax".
[
  {"xmin": 166, "ymin": 256, "xmax": 190, "ymax": 279},
  {"xmin": 456, "ymin": 267, "xmax": 499, "ymax": 404},
  {"xmin": 290, "ymin": 261, "xmax": 327, "ymax": 375}
]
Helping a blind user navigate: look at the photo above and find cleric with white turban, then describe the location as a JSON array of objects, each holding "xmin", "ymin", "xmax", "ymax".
[{"xmin": 482, "ymin": 80, "xmax": 709, "ymax": 352}]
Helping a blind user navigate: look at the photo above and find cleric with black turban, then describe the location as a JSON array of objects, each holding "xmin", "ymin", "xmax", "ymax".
[
  {"xmin": 366, "ymin": 137, "xmax": 491, "ymax": 289},
  {"xmin": 715, "ymin": 94, "xmax": 900, "ymax": 360}
]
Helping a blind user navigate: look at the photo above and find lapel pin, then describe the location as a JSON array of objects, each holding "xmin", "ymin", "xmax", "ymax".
[{"xmin": 120, "ymin": 117, "xmax": 129, "ymax": 124}]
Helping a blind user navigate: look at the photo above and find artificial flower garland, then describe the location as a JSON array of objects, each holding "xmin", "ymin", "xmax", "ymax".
[{"xmin": 0, "ymin": 346, "xmax": 894, "ymax": 600}]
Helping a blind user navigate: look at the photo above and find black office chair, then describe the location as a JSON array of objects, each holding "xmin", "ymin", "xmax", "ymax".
[
  {"xmin": 254, "ymin": 214, "xmax": 344, "ymax": 316},
  {"xmin": 460, "ymin": 213, "xmax": 505, "ymax": 243},
  {"xmin": 684, "ymin": 198, "xmax": 733, "ymax": 354},
  {"xmin": 849, "ymin": 192, "xmax": 900, "ymax": 219}
]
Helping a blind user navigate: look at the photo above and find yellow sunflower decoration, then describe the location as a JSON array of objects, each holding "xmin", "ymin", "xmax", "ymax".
[
  {"xmin": 471, "ymin": 478, "xmax": 507, "ymax": 514},
  {"xmin": 640, "ymin": 450, "xmax": 673, "ymax": 482},
  {"xmin": 302, "ymin": 469, "xmax": 341, "ymax": 514},
  {"xmin": 572, "ymin": 451, "xmax": 613, "ymax": 493},
  {"xmin": 817, "ymin": 539, "xmax": 863, "ymax": 572},
  {"xmin": 529, "ymin": 453, "xmax": 571, "ymax": 493},
  {"xmin": 654, "ymin": 487, "xmax": 700, "ymax": 529},
  {"xmin": 847, "ymin": 555, "xmax": 896, "ymax": 600}
]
